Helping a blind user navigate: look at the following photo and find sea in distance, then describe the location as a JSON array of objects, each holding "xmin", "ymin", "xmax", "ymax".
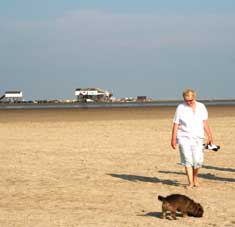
[{"xmin": 0, "ymin": 99, "xmax": 235, "ymax": 110}]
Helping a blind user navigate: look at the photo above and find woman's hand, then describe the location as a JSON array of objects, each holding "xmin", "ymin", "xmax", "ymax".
[
  {"xmin": 204, "ymin": 120, "xmax": 213, "ymax": 144},
  {"xmin": 171, "ymin": 123, "xmax": 178, "ymax": 149},
  {"xmin": 171, "ymin": 138, "xmax": 177, "ymax": 149}
]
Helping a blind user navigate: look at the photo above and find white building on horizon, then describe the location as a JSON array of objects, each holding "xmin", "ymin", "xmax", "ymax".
[
  {"xmin": 0, "ymin": 91, "xmax": 23, "ymax": 103},
  {"xmin": 75, "ymin": 88, "xmax": 112, "ymax": 102}
]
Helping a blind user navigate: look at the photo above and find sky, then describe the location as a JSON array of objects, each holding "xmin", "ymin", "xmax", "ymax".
[{"xmin": 0, "ymin": 0, "xmax": 235, "ymax": 100}]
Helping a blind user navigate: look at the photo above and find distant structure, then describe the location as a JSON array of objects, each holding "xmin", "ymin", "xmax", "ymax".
[
  {"xmin": 0, "ymin": 91, "xmax": 23, "ymax": 103},
  {"xmin": 75, "ymin": 88, "xmax": 112, "ymax": 103},
  {"xmin": 137, "ymin": 96, "xmax": 147, "ymax": 102}
]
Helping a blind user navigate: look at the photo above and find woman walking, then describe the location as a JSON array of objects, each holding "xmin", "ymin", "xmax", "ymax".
[{"xmin": 171, "ymin": 89, "xmax": 213, "ymax": 188}]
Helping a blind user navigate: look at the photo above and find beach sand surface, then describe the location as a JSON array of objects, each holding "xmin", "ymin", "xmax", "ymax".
[{"xmin": 0, "ymin": 106, "xmax": 234, "ymax": 227}]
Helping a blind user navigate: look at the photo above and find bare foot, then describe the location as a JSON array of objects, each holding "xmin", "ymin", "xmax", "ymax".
[
  {"xmin": 194, "ymin": 179, "xmax": 199, "ymax": 187},
  {"xmin": 184, "ymin": 185, "xmax": 194, "ymax": 189}
]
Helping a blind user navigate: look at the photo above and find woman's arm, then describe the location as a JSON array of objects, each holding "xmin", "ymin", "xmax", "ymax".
[
  {"xmin": 171, "ymin": 123, "xmax": 179, "ymax": 149},
  {"xmin": 203, "ymin": 120, "xmax": 213, "ymax": 144}
]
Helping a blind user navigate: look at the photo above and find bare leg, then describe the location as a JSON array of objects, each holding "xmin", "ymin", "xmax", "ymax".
[
  {"xmin": 185, "ymin": 166, "xmax": 194, "ymax": 188},
  {"xmin": 193, "ymin": 168, "xmax": 200, "ymax": 186}
]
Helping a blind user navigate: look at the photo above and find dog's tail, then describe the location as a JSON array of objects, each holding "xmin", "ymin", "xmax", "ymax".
[{"xmin": 158, "ymin": 195, "xmax": 166, "ymax": 202}]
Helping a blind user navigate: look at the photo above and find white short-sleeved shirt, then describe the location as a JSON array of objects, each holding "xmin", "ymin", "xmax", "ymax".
[{"xmin": 173, "ymin": 101, "xmax": 208, "ymax": 140}]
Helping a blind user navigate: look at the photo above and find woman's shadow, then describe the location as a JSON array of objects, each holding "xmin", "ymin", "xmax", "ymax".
[
  {"xmin": 159, "ymin": 170, "xmax": 235, "ymax": 182},
  {"xmin": 108, "ymin": 173, "xmax": 179, "ymax": 186}
]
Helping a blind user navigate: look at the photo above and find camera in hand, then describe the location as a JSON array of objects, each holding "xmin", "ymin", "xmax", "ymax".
[{"xmin": 203, "ymin": 143, "xmax": 220, "ymax": 152}]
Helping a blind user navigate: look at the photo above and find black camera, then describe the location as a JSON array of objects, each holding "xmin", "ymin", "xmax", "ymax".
[{"xmin": 203, "ymin": 143, "xmax": 220, "ymax": 152}]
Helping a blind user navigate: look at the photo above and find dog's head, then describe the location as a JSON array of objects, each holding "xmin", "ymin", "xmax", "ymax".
[
  {"xmin": 189, "ymin": 203, "xmax": 204, "ymax": 217},
  {"xmin": 196, "ymin": 203, "xmax": 204, "ymax": 217}
]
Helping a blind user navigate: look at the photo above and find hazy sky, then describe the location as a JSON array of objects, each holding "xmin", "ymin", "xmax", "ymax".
[{"xmin": 0, "ymin": 1, "xmax": 235, "ymax": 100}]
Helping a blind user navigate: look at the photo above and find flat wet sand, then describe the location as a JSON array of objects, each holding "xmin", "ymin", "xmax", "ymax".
[{"xmin": 0, "ymin": 106, "xmax": 234, "ymax": 227}]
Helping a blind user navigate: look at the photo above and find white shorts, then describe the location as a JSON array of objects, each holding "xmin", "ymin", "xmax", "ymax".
[{"xmin": 178, "ymin": 137, "xmax": 204, "ymax": 168}]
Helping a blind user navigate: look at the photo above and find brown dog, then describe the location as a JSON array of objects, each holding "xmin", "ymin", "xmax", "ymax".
[{"xmin": 158, "ymin": 194, "xmax": 203, "ymax": 220}]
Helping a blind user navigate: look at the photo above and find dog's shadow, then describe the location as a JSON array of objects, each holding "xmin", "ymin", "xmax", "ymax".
[
  {"xmin": 142, "ymin": 211, "xmax": 183, "ymax": 220},
  {"xmin": 143, "ymin": 212, "xmax": 162, "ymax": 219}
]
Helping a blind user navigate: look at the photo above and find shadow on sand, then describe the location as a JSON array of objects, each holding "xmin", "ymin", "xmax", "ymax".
[
  {"xmin": 141, "ymin": 211, "xmax": 184, "ymax": 220},
  {"xmin": 108, "ymin": 173, "xmax": 179, "ymax": 186},
  {"xmin": 140, "ymin": 212, "xmax": 162, "ymax": 219},
  {"xmin": 202, "ymin": 165, "xmax": 235, "ymax": 173},
  {"xmin": 159, "ymin": 170, "xmax": 235, "ymax": 183}
]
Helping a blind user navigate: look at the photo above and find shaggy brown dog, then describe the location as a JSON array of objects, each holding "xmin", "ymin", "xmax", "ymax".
[{"xmin": 158, "ymin": 194, "xmax": 203, "ymax": 220}]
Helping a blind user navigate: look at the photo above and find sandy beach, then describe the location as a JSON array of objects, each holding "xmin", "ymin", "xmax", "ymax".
[{"xmin": 0, "ymin": 106, "xmax": 234, "ymax": 227}]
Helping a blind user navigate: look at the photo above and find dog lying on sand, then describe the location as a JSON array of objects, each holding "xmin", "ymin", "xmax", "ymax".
[{"xmin": 158, "ymin": 194, "xmax": 203, "ymax": 220}]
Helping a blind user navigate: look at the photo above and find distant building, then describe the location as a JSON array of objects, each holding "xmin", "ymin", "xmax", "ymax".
[
  {"xmin": 137, "ymin": 96, "xmax": 147, "ymax": 102},
  {"xmin": 0, "ymin": 91, "xmax": 23, "ymax": 103},
  {"xmin": 75, "ymin": 88, "xmax": 113, "ymax": 103}
]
